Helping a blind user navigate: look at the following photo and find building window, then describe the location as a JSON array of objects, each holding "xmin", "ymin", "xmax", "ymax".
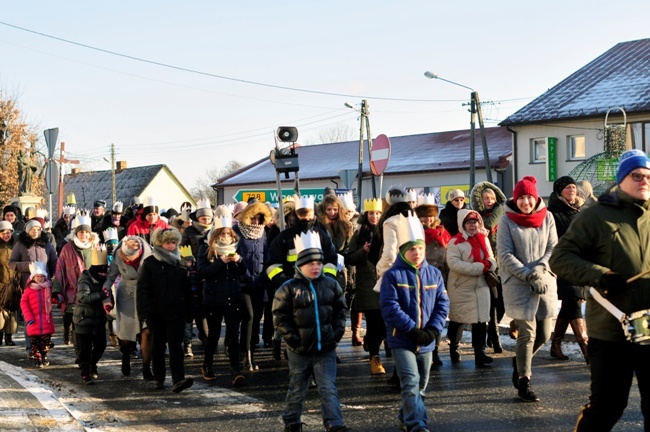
[
  {"xmin": 568, "ymin": 135, "xmax": 586, "ymax": 160},
  {"xmin": 531, "ymin": 138, "xmax": 546, "ymax": 163},
  {"xmin": 631, "ymin": 122, "xmax": 650, "ymax": 152}
]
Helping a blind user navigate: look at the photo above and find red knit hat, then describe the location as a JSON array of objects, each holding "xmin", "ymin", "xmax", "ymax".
[{"xmin": 513, "ymin": 176, "xmax": 539, "ymax": 201}]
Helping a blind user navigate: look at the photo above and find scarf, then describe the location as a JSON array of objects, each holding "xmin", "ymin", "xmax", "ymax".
[
  {"xmin": 152, "ymin": 245, "xmax": 181, "ymax": 265},
  {"xmin": 29, "ymin": 280, "xmax": 53, "ymax": 316},
  {"xmin": 506, "ymin": 200, "xmax": 548, "ymax": 228},
  {"xmin": 214, "ymin": 240, "xmax": 238, "ymax": 257},
  {"xmin": 452, "ymin": 231, "xmax": 490, "ymax": 263},
  {"xmin": 73, "ymin": 236, "xmax": 93, "ymax": 249},
  {"xmin": 424, "ymin": 227, "xmax": 450, "ymax": 248},
  {"xmin": 238, "ymin": 223, "xmax": 264, "ymax": 240},
  {"xmin": 193, "ymin": 220, "xmax": 211, "ymax": 233}
]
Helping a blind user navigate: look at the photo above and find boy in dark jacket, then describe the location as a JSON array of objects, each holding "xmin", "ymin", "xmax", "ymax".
[{"xmin": 272, "ymin": 230, "xmax": 348, "ymax": 432}]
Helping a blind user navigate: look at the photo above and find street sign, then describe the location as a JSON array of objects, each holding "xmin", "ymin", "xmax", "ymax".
[
  {"xmin": 337, "ymin": 169, "xmax": 358, "ymax": 189},
  {"xmin": 43, "ymin": 128, "xmax": 59, "ymax": 159},
  {"xmin": 45, "ymin": 161, "xmax": 58, "ymax": 193},
  {"xmin": 546, "ymin": 137, "xmax": 557, "ymax": 182},
  {"xmin": 233, "ymin": 188, "xmax": 327, "ymax": 204},
  {"xmin": 370, "ymin": 134, "xmax": 391, "ymax": 176}
]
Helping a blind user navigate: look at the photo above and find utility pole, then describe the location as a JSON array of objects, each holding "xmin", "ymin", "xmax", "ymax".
[
  {"xmin": 351, "ymin": 100, "xmax": 376, "ymax": 204},
  {"xmin": 110, "ymin": 143, "xmax": 116, "ymax": 204},
  {"xmin": 54, "ymin": 142, "xmax": 80, "ymax": 216}
]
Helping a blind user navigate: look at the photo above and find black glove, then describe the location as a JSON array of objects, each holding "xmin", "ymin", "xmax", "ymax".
[
  {"xmin": 599, "ymin": 272, "xmax": 628, "ymax": 298},
  {"xmin": 407, "ymin": 328, "xmax": 438, "ymax": 346},
  {"xmin": 99, "ymin": 287, "xmax": 111, "ymax": 300}
]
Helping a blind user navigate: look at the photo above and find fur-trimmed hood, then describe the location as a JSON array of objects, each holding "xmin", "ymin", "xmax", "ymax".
[
  {"xmin": 151, "ymin": 227, "xmax": 182, "ymax": 246},
  {"xmin": 274, "ymin": 201, "xmax": 295, "ymax": 226},
  {"xmin": 239, "ymin": 202, "xmax": 273, "ymax": 226},
  {"xmin": 18, "ymin": 230, "xmax": 51, "ymax": 248},
  {"xmin": 470, "ymin": 181, "xmax": 507, "ymax": 212}
]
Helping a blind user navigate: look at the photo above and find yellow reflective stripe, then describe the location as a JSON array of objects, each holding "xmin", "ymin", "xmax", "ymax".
[
  {"xmin": 323, "ymin": 264, "xmax": 337, "ymax": 276},
  {"xmin": 287, "ymin": 254, "xmax": 297, "ymax": 262},
  {"xmin": 267, "ymin": 264, "xmax": 284, "ymax": 280}
]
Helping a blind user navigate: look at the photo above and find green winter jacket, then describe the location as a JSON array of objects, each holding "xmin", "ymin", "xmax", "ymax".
[{"xmin": 549, "ymin": 186, "xmax": 650, "ymax": 342}]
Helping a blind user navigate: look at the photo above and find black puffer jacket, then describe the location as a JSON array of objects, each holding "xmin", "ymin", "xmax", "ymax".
[
  {"xmin": 439, "ymin": 201, "xmax": 469, "ymax": 236},
  {"xmin": 73, "ymin": 271, "xmax": 108, "ymax": 334},
  {"xmin": 272, "ymin": 272, "xmax": 346, "ymax": 355},
  {"xmin": 137, "ymin": 255, "xmax": 191, "ymax": 322},
  {"xmin": 196, "ymin": 242, "xmax": 247, "ymax": 307}
]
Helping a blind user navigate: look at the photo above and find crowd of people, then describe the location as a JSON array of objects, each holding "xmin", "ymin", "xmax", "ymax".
[{"xmin": 1, "ymin": 149, "xmax": 649, "ymax": 432}]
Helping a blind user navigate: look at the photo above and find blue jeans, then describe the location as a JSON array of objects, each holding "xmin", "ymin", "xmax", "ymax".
[
  {"xmin": 392, "ymin": 348, "xmax": 432, "ymax": 432},
  {"xmin": 284, "ymin": 349, "xmax": 343, "ymax": 429}
]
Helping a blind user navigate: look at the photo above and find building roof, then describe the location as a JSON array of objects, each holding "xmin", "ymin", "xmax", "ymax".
[
  {"xmin": 501, "ymin": 38, "xmax": 650, "ymax": 126},
  {"xmin": 217, "ymin": 126, "xmax": 512, "ymax": 186},
  {"xmin": 57, "ymin": 164, "xmax": 188, "ymax": 210}
]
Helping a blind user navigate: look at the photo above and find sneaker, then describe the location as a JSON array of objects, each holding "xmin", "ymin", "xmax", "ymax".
[
  {"xmin": 370, "ymin": 355, "xmax": 386, "ymax": 375},
  {"xmin": 184, "ymin": 342, "xmax": 194, "ymax": 358},
  {"xmin": 80, "ymin": 374, "xmax": 94, "ymax": 385},
  {"xmin": 42, "ymin": 357, "xmax": 50, "ymax": 367},
  {"xmin": 517, "ymin": 377, "xmax": 540, "ymax": 402},
  {"xmin": 35, "ymin": 360, "xmax": 44, "ymax": 369},
  {"xmin": 91, "ymin": 365, "xmax": 98, "ymax": 380},
  {"xmin": 172, "ymin": 377, "xmax": 194, "ymax": 393},
  {"xmin": 202, "ymin": 367, "xmax": 216, "ymax": 381}
]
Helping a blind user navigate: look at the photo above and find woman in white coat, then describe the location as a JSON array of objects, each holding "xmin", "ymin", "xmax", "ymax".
[{"xmin": 446, "ymin": 209, "xmax": 496, "ymax": 367}]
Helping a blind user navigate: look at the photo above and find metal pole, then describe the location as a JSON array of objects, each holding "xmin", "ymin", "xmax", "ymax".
[
  {"xmin": 469, "ymin": 92, "xmax": 477, "ymax": 189},
  {"xmin": 357, "ymin": 100, "xmax": 366, "ymax": 204},
  {"xmin": 57, "ymin": 142, "xmax": 65, "ymax": 217},
  {"xmin": 474, "ymin": 92, "xmax": 493, "ymax": 183},
  {"xmin": 276, "ymin": 170, "xmax": 285, "ymax": 231},
  {"xmin": 364, "ymin": 101, "xmax": 377, "ymax": 198},
  {"xmin": 110, "ymin": 143, "xmax": 116, "ymax": 205}
]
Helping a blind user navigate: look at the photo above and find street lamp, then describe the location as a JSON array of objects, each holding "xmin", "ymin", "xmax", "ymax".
[{"xmin": 424, "ymin": 71, "xmax": 492, "ymax": 188}]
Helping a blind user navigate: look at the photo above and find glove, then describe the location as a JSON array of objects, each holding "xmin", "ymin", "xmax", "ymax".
[
  {"xmin": 526, "ymin": 268, "xmax": 543, "ymax": 282},
  {"xmin": 103, "ymin": 303, "xmax": 113, "ymax": 314},
  {"xmin": 599, "ymin": 272, "xmax": 629, "ymax": 298},
  {"xmin": 51, "ymin": 293, "xmax": 64, "ymax": 305},
  {"xmin": 100, "ymin": 287, "xmax": 111, "ymax": 300},
  {"xmin": 26, "ymin": 320, "xmax": 35, "ymax": 326},
  {"xmin": 407, "ymin": 328, "xmax": 438, "ymax": 346},
  {"xmin": 530, "ymin": 278, "xmax": 548, "ymax": 294}
]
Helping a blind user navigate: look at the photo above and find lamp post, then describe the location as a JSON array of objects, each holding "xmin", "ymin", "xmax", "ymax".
[{"xmin": 424, "ymin": 71, "xmax": 493, "ymax": 188}]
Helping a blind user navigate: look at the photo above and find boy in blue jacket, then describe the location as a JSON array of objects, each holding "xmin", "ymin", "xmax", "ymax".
[{"xmin": 380, "ymin": 214, "xmax": 450, "ymax": 432}]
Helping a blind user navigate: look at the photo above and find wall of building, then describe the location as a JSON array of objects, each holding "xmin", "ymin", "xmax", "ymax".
[{"xmin": 140, "ymin": 169, "xmax": 195, "ymax": 211}]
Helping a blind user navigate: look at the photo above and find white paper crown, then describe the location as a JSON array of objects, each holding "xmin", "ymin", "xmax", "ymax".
[
  {"xmin": 363, "ymin": 198, "xmax": 383, "ymax": 213},
  {"xmin": 36, "ymin": 209, "xmax": 48, "ymax": 219},
  {"xmin": 406, "ymin": 189, "xmax": 418, "ymax": 202},
  {"xmin": 337, "ymin": 192, "xmax": 356, "ymax": 212},
  {"xmin": 293, "ymin": 230, "xmax": 322, "ymax": 255},
  {"xmin": 91, "ymin": 245, "xmax": 108, "ymax": 266},
  {"xmin": 63, "ymin": 205, "xmax": 76, "ymax": 216},
  {"xmin": 196, "ymin": 198, "xmax": 211, "ymax": 210},
  {"xmin": 418, "ymin": 193, "xmax": 437, "ymax": 207},
  {"xmin": 29, "ymin": 261, "xmax": 48, "ymax": 278},
  {"xmin": 395, "ymin": 213, "xmax": 425, "ymax": 247},
  {"xmin": 103, "ymin": 227, "xmax": 119, "ymax": 243},
  {"xmin": 113, "ymin": 201, "xmax": 123, "ymax": 213},
  {"xmin": 294, "ymin": 195, "xmax": 315, "ymax": 211},
  {"xmin": 73, "ymin": 211, "xmax": 92, "ymax": 229},
  {"xmin": 213, "ymin": 215, "xmax": 233, "ymax": 229},
  {"xmin": 143, "ymin": 196, "xmax": 156, "ymax": 208}
]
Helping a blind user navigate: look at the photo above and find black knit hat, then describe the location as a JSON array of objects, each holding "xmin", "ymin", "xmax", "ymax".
[
  {"xmin": 553, "ymin": 176, "xmax": 576, "ymax": 196},
  {"xmin": 2, "ymin": 205, "xmax": 17, "ymax": 216},
  {"xmin": 296, "ymin": 248, "xmax": 324, "ymax": 267}
]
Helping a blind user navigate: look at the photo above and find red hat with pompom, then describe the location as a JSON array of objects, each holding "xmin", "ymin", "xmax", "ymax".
[{"xmin": 513, "ymin": 176, "xmax": 539, "ymax": 201}]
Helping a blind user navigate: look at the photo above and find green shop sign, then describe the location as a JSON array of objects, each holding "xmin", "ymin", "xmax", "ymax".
[
  {"xmin": 233, "ymin": 188, "xmax": 327, "ymax": 204},
  {"xmin": 546, "ymin": 137, "xmax": 557, "ymax": 182}
]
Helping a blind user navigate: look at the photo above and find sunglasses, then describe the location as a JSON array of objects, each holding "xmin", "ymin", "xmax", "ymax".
[{"xmin": 628, "ymin": 172, "xmax": 650, "ymax": 183}]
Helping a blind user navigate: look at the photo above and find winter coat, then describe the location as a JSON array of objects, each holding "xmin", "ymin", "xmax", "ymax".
[
  {"xmin": 439, "ymin": 201, "xmax": 469, "ymax": 237},
  {"xmin": 376, "ymin": 208, "xmax": 417, "ymax": 278},
  {"xmin": 137, "ymin": 253, "xmax": 191, "ymax": 323},
  {"xmin": 127, "ymin": 218, "xmax": 169, "ymax": 246},
  {"xmin": 233, "ymin": 223, "xmax": 267, "ymax": 291},
  {"xmin": 549, "ymin": 186, "xmax": 650, "ymax": 342},
  {"xmin": 97, "ymin": 213, "xmax": 127, "ymax": 243},
  {"xmin": 196, "ymin": 242, "xmax": 247, "ymax": 307},
  {"xmin": 52, "ymin": 218, "xmax": 70, "ymax": 254},
  {"xmin": 180, "ymin": 222, "xmax": 210, "ymax": 256},
  {"xmin": 446, "ymin": 209, "xmax": 496, "ymax": 324},
  {"xmin": 424, "ymin": 226, "xmax": 451, "ymax": 282},
  {"xmin": 470, "ymin": 181, "xmax": 506, "ymax": 254},
  {"xmin": 53, "ymin": 239, "xmax": 93, "ymax": 313},
  {"xmin": 346, "ymin": 222, "xmax": 379, "ymax": 311},
  {"xmin": 547, "ymin": 192, "xmax": 587, "ymax": 301},
  {"xmin": 73, "ymin": 271, "xmax": 108, "ymax": 334},
  {"xmin": 497, "ymin": 199, "xmax": 558, "ymax": 321},
  {"xmin": 0, "ymin": 235, "xmax": 20, "ymax": 312},
  {"xmin": 272, "ymin": 270, "xmax": 346, "ymax": 355},
  {"xmin": 9, "ymin": 231, "xmax": 57, "ymax": 289},
  {"xmin": 20, "ymin": 280, "xmax": 55, "ymax": 337},
  {"xmin": 380, "ymin": 254, "xmax": 449, "ymax": 353},
  {"xmin": 104, "ymin": 238, "xmax": 152, "ymax": 341}
]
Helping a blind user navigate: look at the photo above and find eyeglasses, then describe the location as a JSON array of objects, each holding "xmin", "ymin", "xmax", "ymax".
[{"xmin": 628, "ymin": 172, "xmax": 650, "ymax": 183}]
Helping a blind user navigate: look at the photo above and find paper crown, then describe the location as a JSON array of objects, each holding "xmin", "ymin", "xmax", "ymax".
[
  {"xmin": 63, "ymin": 205, "xmax": 76, "ymax": 216},
  {"xmin": 143, "ymin": 196, "xmax": 156, "ymax": 208},
  {"xmin": 66, "ymin": 193, "xmax": 76, "ymax": 205},
  {"xmin": 196, "ymin": 198, "xmax": 211, "ymax": 210},
  {"xmin": 418, "ymin": 193, "xmax": 437, "ymax": 207},
  {"xmin": 91, "ymin": 245, "xmax": 108, "ymax": 266},
  {"xmin": 36, "ymin": 209, "xmax": 48, "ymax": 219},
  {"xmin": 213, "ymin": 215, "xmax": 233, "ymax": 229},
  {"xmin": 385, "ymin": 186, "xmax": 409, "ymax": 205},
  {"xmin": 363, "ymin": 198, "xmax": 383, "ymax": 213},
  {"xmin": 179, "ymin": 245, "xmax": 193, "ymax": 258},
  {"xmin": 103, "ymin": 227, "xmax": 119, "ymax": 243},
  {"xmin": 282, "ymin": 195, "xmax": 295, "ymax": 204},
  {"xmin": 72, "ymin": 211, "xmax": 92, "ymax": 230},
  {"xmin": 294, "ymin": 195, "xmax": 315, "ymax": 211},
  {"xmin": 112, "ymin": 201, "xmax": 123, "ymax": 213},
  {"xmin": 395, "ymin": 213, "xmax": 425, "ymax": 247},
  {"xmin": 293, "ymin": 230, "xmax": 322, "ymax": 255},
  {"xmin": 29, "ymin": 261, "xmax": 48, "ymax": 278},
  {"xmin": 337, "ymin": 192, "xmax": 356, "ymax": 212},
  {"xmin": 406, "ymin": 189, "xmax": 418, "ymax": 202}
]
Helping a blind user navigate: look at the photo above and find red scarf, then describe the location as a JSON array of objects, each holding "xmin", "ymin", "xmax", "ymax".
[
  {"xmin": 425, "ymin": 227, "xmax": 451, "ymax": 248},
  {"xmin": 506, "ymin": 207, "xmax": 547, "ymax": 228},
  {"xmin": 452, "ymin": 231, "xmax": 490, "ymax": 263}
]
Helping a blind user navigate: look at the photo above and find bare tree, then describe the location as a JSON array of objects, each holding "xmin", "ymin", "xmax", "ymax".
[
  {"xmin": 304, "ymin": 123, "xmax": 356, "ymax": 145},
  {"xmin": 191, "ymin": 160, "xmax": 244, "ymax": 204}
]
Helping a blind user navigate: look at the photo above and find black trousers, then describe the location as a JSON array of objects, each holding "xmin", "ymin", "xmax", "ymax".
[
  {"xmin": 575, "ymin": 337, "xmax": 650, "ymax": 432},
  {"xmin": 76, "ymin": 329, "xmax": 107, "ymax": 375},
  {"xmin": 147, "ymin": 317, "xmax": 186, "ymax": 384},
  {"xmin": 240, "ymin": 288, "xmax": 264, "ymax": 351},
  {"xmin": 204, "ymin": 304, "xmax": 242, "ymax": 370},
  {"xmin": 359, "ymin": 309, "xmax": 385, "ymax": 357}
]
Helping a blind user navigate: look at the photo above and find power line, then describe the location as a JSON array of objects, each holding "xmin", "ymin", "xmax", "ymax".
[{"xmin": 0, "ymin": 20, "xmax": 463, "ymax": 103}]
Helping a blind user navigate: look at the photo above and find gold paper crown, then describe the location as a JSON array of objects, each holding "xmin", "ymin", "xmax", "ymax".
[
  {"xmin": 294, "ymin": 195, "xmax": 315, "ymax": 211},
  {"xmin": 337, "ymin": 192, "xmax": 356, "ymax": 212},
  {"xmin": 363, "ymin": 198, "xmax": 383, "ymax": 213},
  {"xmin": 179, "ymin": 245, "xmax": 193, "ymax": 258},
  {"xmin": 395, "ymin": 213, "xmax": 425, "ymax": 247},
  {"xmin": 417, "ymin": 193, "xmax": 437, "ymax": 207},
  {"xmin": 91, "ymin": 245, "xmax": 108, "ymax": 266},
  {"xmin": 66, "ymin": 193, "xmax": 77, "ymax": 205},
  {"xmin": 294, "ymin": 230, "xmax": 322, "ymax": 255}
]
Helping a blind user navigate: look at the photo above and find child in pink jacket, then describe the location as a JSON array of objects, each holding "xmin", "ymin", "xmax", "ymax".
[{"xmin": 20, "ymin": 262, "xmax": 55, "ymax": 368}]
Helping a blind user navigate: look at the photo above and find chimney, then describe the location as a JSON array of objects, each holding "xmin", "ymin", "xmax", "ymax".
[
  {"xmin": 116, "ymin": 161, "xmax": 127, "ymax": 173},
  {"xmin": 71, "ymin": 167, "xmax": 82, "ymax": 176}
]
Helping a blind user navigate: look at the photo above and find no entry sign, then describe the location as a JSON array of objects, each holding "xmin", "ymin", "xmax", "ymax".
[{"xmin": 370, "ymin": 134, "xmax": 391, "ymax": 175}]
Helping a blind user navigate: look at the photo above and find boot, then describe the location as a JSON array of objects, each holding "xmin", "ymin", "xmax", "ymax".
[
  {"xmin": 121, "ymin": 351, "xmax": 131, "ymax": 376},
  {"xmin": 370, "ymin": 355, "xmax": 386, "ymax": 375},
  {"xmin": 351, "ymin": 312, "xmax": 363, "ymax": 346},
  {"xmin": 4, "ymin": 333, "xmax": 16, "ymax": 346},
  {"xmin": 243, "ymin": 350, "xmax": 259, "ymax": 372},
  {"xmin": 472, "ymin": 323, "xmax": 493, "ymax": 367},
  {"xmin": 231, "ymin": 368, "xmax": 246, "ymax": 387},
  {"xmin": 283, "ymin": 423, "xmax": 303, "ymax": 432},
  {"xmin": 63, "ymin": 326, "xmax": 71, "ymax": 345},
  {"xmin": 518, "ymin": 377, "xmax": 540, "ymax": 402},
  {"xmin": 184, "ymin": 341, "xmax": 194, "ymax": 358},
  {"xmin": 108, "ymin": 333, "xmax": 118, "ymax": 347},
  {"xmin": 550, "ymin": 318, "xmax": 570, "ymax": 360},
  {"xmin": 431, "ymin": 333, "xmax": 443, "ymax": 366},
  {"xmin": 487, "ymin": 319, "xmax": 502, "ymax": 353},
  {"xmin": 142, "ymin": 361, "xmax": 154, "ymax": 381},
  {"xmin": 272, "ymin": 340, "xmax": 282, "ymax": 361},
  {"xmin": 570, "ymin": 318, "xmax": 590, "ymax": 364},
  {"xmin": 511, "ymin": 356, "xmax": 519, "ymax": 389},
  {"xmin": 447, "ymin": 321, "xmax": 463, "ymax": 363}
]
